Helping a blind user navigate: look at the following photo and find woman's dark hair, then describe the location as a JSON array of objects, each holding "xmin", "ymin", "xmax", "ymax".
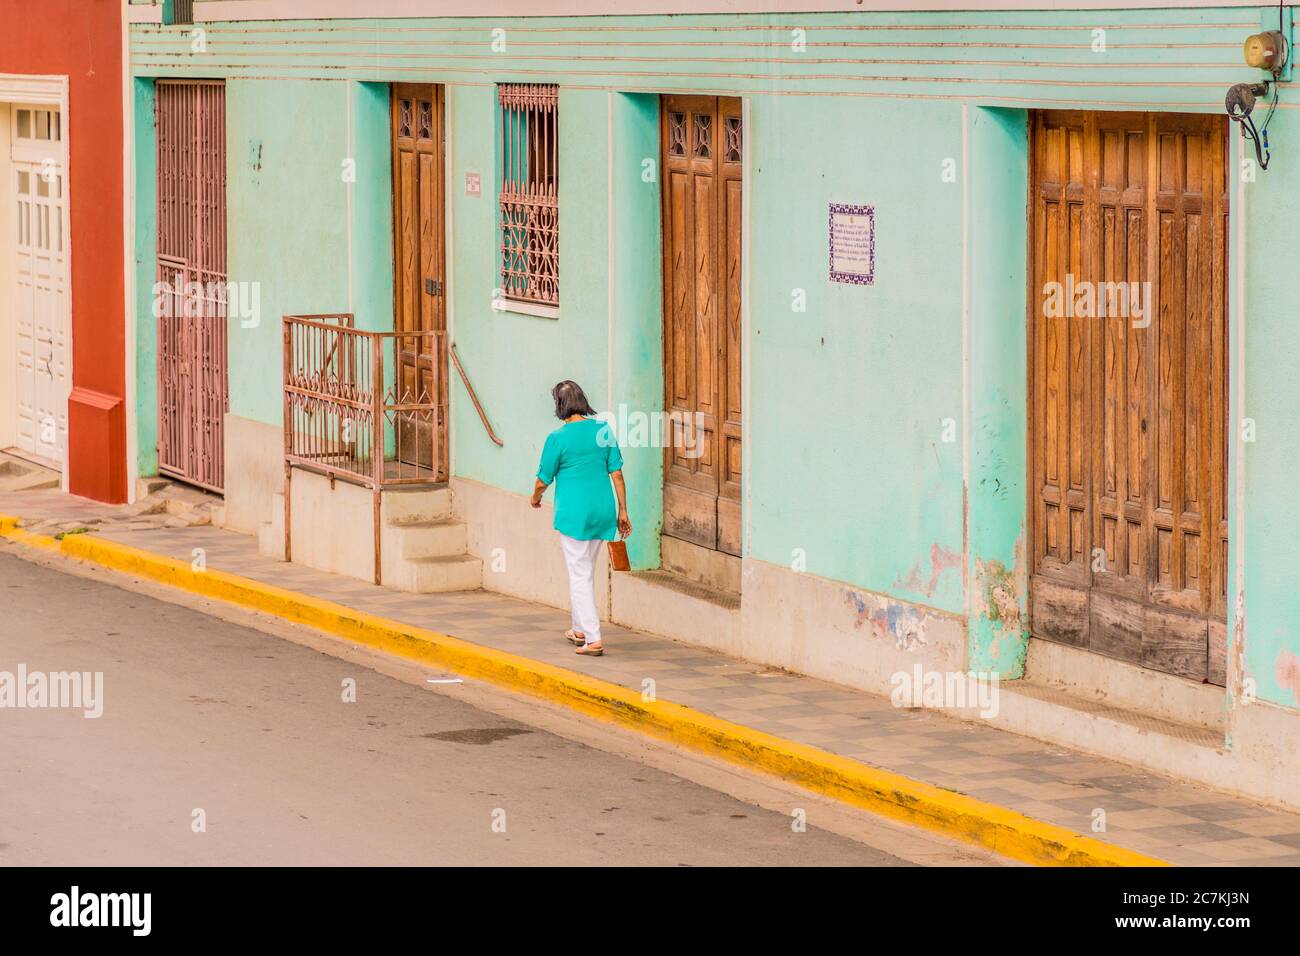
[{"xmin": 552, "ymin": 380, "xmax": 596, "ymax": 420}]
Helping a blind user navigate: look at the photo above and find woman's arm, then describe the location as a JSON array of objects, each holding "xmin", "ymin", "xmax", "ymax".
[
  {"xmin": 610, "ymin": 470, "xmax": 632, "ymax": 538},
  {"xmin": 530, "ymin": 477, "xmax": 548, "ymax": 509}
]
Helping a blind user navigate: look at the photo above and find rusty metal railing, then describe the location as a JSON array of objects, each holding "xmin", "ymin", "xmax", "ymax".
[{"xmin": 282, "ymin": 314, "xmax": 446, "ymax": 585}]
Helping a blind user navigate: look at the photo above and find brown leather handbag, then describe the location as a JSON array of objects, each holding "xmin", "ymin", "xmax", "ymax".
[{"xmin": 607, "ymin": 539, "xmax": 630, "ymax": 572}]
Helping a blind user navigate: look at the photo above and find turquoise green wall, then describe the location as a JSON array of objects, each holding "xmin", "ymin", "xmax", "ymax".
[
  {"xmin": 225, "ymin": 79, "xmax": 350, "ymax": 426},
  {"xmin": 350, "ymin": 82, "xmax": 396, "ymax": 336},
  {"xmin": 967, "ymin": 107, "xmax": 1030, "ymax": 676},
  {"xmin": 133, "ymin": 78, "xmax": 157, "ymax": 478},
  {"xmin": 450, "ymin": 88, "xmax": 662, "ymax": 569},
  {"xmin": 128, "ymin": 7, "xmax": 1300, "ymax": 712},
  {"xmin": 610, "ymin": 93, "xmax": 666, "ymax": 571},
  {"xmin": 748, "ymin": 95, "xmax": 964, "ymax": 614},
  {"xmin": 1241, "ymin": 107, "xmax": 1300, "ymax": 712},
  {"xmin": 447, "ymin": 86, "xmax": 609, "ymax": 507}
]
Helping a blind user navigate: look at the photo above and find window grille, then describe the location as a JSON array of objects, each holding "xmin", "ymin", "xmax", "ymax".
[{"xmin": 498, "ymin": 83, "xmax": 559, "ymax": 307}]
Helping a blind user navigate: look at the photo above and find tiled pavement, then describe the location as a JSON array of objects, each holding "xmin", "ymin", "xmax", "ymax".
[
  {"xmin": 0, "ymin": 482, "xmax": 221, "ymax": 536},
  {"xmin": 15, "ymin": 517, "xmax": 1300, "ymax": 867}
]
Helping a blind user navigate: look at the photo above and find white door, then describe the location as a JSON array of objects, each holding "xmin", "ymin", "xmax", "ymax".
[{"xmin": 11, "ymin": 106, "xmax": 68, "ymax": 465}]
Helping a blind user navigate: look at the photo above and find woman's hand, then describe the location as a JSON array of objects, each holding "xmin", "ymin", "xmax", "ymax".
[
  {"xmin": 611, "ymin": 470, "xmax": 631, "ymax": 539},
  {"xmin": 531, "ymin": 478, "xmax": 547, "ymax": 508}
]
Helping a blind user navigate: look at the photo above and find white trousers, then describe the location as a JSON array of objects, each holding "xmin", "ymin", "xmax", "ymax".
[{"xmin": 559, "ymin": 533, "xmax": 604, "ymax": 645}]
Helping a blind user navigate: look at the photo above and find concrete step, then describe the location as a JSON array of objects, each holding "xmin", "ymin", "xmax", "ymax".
[
  {"xmin": 996, "ymin": 679, "xmax": 1223, "ymax": 749},
  {"xmin": 981, "ymin": 679, "xmax": 1267, "ymax": 801},
  {"xmin": 388, "ymin": 518, "xmax": 468, "ymax": 560},
  {"xmin": 661, "ymin": 535, "xmax": 743, "ymax": 593},
  {"xmin": 388, "ymin": 553, "xmax": 483, "ymax": 593},
  {"xmin": 382, "ymin": 486, "xmax": 451, "ymax": 525},
  {"xmin": 135, "ymin": 476, "xmax": 170, "ymax": 498},
  {"xmin": 611, "ymin": 570, "xmax": 741, "ymax": 654},
  {"xmin": 0, "ymin": 454, "xmax": 61, "ymax": 492}
]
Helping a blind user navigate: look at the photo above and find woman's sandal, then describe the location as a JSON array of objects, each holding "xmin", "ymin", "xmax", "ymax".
[
  {"xmin": 564, "ymin": 629, "xmax": 586, "ymax": 646},
  {"xmin": 575, "ymin": 642, "xmax": 604, "ymax": 657}
]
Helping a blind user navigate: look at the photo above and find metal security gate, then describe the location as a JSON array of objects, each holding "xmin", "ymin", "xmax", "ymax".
[{"xmin": 155, "ymin": 80, "xmax": 227, "ymax": 493}]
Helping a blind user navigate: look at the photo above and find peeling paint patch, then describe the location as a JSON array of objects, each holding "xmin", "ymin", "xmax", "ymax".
[
  {"xmin": 970, "ymin": 539, "xmax": 1029, "ymax": 675},
  {"xmin": 1276, "ymin": 650, "xmax": 1300, "ymax": 706},
  {"xmin": 1230, "ymin": 591, "xmax": 1246, "ymax": 701},
  {"xmin": 976, "ymin": 558, "xmax": 1022, "ymax": 633},
  {"xmin": 844, "ymin": 589, "xmax": 928, "ymax": 652},
  {"xmin": 895, "ymin": 543, "xmax": 962, "ymax": 599}
]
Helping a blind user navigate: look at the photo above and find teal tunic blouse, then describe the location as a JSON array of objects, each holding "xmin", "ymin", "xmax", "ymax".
[{"xmin": 536, "ymin": 417, "xmax": 624, "ymax": 541}]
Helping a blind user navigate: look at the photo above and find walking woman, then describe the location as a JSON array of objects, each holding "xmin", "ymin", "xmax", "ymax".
[{"xmin": 531, "ymin": 380, "xmax": 631, "ymax": 657}]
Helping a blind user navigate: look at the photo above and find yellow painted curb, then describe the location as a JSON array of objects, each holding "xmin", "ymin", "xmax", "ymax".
[{"xmin": 0, "ymin": 515, "xmax": 1168, "ymax": 867}]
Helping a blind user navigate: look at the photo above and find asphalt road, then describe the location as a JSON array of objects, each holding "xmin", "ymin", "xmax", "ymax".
[{"xmin": 0, "ymin": 550, "xmax": 920, "ymax": 866}]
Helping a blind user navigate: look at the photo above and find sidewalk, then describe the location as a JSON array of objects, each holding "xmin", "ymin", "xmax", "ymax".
[{"xmin": 3, "ymin": 501, "xmax": 1299, "ymax": 866}]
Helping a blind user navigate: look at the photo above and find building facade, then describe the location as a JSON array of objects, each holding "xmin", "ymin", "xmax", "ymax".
[
  {"xmin": 122, "ymin": 0, "xmax": 1300, "ymax": 807},
  {"xmin": 0, "ymin": 0, "xmax": 129, "ymax": 502}
]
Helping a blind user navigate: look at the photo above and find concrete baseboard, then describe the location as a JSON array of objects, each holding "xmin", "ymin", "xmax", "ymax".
[
  {"xmin": 222, "ymin": 414, "xmax": 282, "ymax": 536},
  {"xmin": 740, "ymin": 558, "xmax": 967, "ymax": 698}
]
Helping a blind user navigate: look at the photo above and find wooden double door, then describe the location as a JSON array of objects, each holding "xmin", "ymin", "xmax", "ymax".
[
  {"xmin": 391, "ymin": 83, "xmax": 447, "ymax": 481},
  {"xmin": 661, "ymin": 95, "xmax": 743, "ymax": 556},
  {"xmin": 1029, "ymin": 110, "xmax": 1229, "ymax": 684}
]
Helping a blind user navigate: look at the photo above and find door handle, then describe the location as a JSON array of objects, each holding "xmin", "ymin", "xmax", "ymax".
[{"xmin": 424, "ymin": 277, "xmax": 443, "ymax": 297}]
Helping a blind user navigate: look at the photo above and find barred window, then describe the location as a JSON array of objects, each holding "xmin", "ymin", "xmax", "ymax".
[
  {"xmin": 498, "ymin": 83, "xmax": 559, "ymax": 308},
  {"xmin": 170, "ymin": 0, "xmax": 195, "ymax": 25}
]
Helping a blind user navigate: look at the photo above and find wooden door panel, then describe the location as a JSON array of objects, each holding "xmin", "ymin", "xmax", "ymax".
[
  {"xmin": 1030, "ymin": 576, "xmax": 1089, "ymax": 648},
  {"xmin": 1093, "ymin": 115, "xmax": 1149, "ymax": 606},
  {"xmin": 1089, "ymin": 588, "xmax": 1145, "ymax": 664},
  {"xmin": 1143, "ymin": 604, "xmax": 1209, "ymax": 680},
  {"xmin": 662, "ymin": 95, "xmax": 743, "ymax": 556},
  {"xmin": 716, "ymin": 99, "xmax": 743, "ymax": 557},
  {"xmin": 663, "ymin": 484, "xmax": 718, "ymax": 550},
  {"xmin": 391, "ymin": 84, "xmax": 446, "ymax": 479},
  {"xmin": 395, "ymin": 149, "xmax": 419, "ymax": 334},
  {"xmin": 1208, "ymin": 620, "xmax": 1228, "ymax": 686},
  {"xmin": 1029, "ymin": 111, "xmax": 1227, "ymax": 684}
]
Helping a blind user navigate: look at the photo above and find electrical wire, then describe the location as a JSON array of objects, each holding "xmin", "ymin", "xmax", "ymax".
[{"xmin": 1236, "ymin": 3, "xmax": 1284, "ymax": 171}]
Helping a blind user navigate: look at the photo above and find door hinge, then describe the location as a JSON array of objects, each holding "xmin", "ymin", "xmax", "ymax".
[{"xmin": 425, "ymin": 277, "xmax": 443, "ymax": 297}]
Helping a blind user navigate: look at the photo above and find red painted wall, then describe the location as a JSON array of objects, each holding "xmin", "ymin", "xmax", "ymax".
[{"xmin": 0, "ymin": 0, "xmax": 127, "ymax": 502}]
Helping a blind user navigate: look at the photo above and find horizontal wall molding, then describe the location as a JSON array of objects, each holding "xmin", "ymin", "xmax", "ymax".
[
  {"xmin": 127, "ymin": 9, "xmax": 1273, "ymax": 115},
  {"xmin": 0, "ymin": 73, "xmax": 68, "ymax": 106},
  {"xmin": 126, "ymin": 0, "xmax": 1284, "ymax": 20}
]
